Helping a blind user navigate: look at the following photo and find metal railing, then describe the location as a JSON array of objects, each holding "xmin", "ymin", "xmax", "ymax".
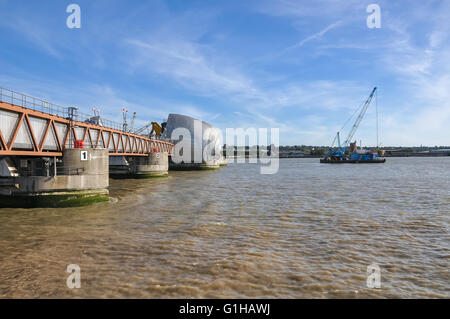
[{"xmin": 0, "ymin": 86, "xmax": 124, "ymax": 131}]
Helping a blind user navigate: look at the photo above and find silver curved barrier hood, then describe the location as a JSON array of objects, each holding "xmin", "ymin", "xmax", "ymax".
[{"xmin": 162, "ymin": 114, "xmax": 223, "ymax": 163}]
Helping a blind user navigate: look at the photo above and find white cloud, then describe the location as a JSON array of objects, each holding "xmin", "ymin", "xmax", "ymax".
[
  {"xmin": 125, "ymin": 35, "xmax": 369, "ymax": 114},
  {"xmin": 370, "ymin": 2, "xmax": 450, "ymax": 146},
  {"xmin": 126, "ymin": 39, "xmax": 258, "ymax": 99},
  {"xmin": 284, "ymin": 21, "xmax": 343, "ymax": 50}
]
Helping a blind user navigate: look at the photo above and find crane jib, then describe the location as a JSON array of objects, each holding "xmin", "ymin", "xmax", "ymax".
[{"xmin": 343, "ymin": 87, "xmax": 377, "ymax": 147}]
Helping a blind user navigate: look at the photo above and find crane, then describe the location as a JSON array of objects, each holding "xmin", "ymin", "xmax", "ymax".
[
  {"xmin": 122, "ymin": 108, "xmax": 128, "ymax": 132},
  {"xmin": 122, "ymin": 109, "xmax": 137, "ymax": 132},
  {"xmin": 343, "ymin": 87, "xmax": 377, "ymax": 148},
  {"xmin": 327, "ymin": 87, "xmax": 377, "ymax": 158},
  {"xmin": 129, "ymin": 112, "xmax": 137, "ymax": 132},
  {"xmin": 134, "ymin": 123, "xmax": 152, "ymax": 136}
]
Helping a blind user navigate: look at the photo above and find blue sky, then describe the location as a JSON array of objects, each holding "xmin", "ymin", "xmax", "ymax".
[{"xmin": 0, "ymin": 0, "xmax": 449, "ymax": 146}]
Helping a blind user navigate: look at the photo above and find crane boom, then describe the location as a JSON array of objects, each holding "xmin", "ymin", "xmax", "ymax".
[
  {"xmin": 343, "ymin": 87, "xmax": 377, "ymax": 147},
  {"xmin": 134, "ymin": 123, "xmax": 152, "ymax": 135}
]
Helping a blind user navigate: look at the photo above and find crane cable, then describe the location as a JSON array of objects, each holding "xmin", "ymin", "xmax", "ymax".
[
  {"xmin": 376, "ymin": 89, "xmax": 379, "ymax": 149},
  {"xmin": 331, "ymin": 95, "xmax": 367, "ymax": 147}
]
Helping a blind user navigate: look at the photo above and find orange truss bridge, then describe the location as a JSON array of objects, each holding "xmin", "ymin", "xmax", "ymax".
[{"xmin": 0, "ymin": 87, "xmax": 173, "ymax": 157}]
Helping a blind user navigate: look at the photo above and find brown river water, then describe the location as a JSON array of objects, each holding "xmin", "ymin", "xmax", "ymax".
[{"xmin": 0, "ymin": 157, "xmax": 448, "ymax": 298}]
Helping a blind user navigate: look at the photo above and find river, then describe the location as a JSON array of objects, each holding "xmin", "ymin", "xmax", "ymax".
[{"xmin": 0, "ymin": 157, "xmax": 448, "ymax": 298}]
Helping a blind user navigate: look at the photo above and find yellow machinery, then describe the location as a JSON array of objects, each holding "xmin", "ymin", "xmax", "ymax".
[
  {"xmin": 150, "ymin": 122, "xmax": 163, "ymax": 137},
  {"xmin": 134, "ymin": 121, "xmax": 167, "ymax": 138}
]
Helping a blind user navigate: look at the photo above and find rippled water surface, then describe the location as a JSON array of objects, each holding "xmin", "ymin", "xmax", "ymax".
[{"xmin": 0, "ymin": 157, "xmax": 449, "ymax": 298}]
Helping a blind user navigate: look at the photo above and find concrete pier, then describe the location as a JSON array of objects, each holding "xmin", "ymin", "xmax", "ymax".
[
  {"xmin": 131, "ymin": 152, "xmax": 169, "ymax": 177},
  {"xmin": 218, "ymin": 156, "xmax": 228, "ymax": 167},
  {"xmin": 0, "ymin": 148, "xmax": 109, "ymax": 208},
  {"xmin": 169, "ymin": 157, "xmax": 220, "ymax": 170},
  {"xmin": 109, "ymin": 152, "xmax": 169, "ymax": 178}
]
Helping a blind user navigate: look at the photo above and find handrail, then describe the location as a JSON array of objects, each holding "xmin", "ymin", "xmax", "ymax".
[{"xmin": 0, "ymin": 86, "xmax": 124, "ymax": 132}]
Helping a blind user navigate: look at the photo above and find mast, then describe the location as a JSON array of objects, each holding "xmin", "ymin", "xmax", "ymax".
[{"xmin": 376, "ymin": 89, "xmax": 379, "ymax": 149}]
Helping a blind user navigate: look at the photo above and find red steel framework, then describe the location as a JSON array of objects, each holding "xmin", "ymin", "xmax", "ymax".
[{"xmin": 0, "ymin": 101, "xmax": 174, "ymax": 157}]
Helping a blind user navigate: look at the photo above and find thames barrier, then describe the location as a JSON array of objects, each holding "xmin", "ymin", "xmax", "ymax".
[{"xmin": 0, "ymin": 87, "xmax": 174, "ymax": 207}]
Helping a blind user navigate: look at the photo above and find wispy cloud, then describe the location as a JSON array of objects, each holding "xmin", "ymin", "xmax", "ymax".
[
  {"xmin": 125, "ymin": 35, "xmax": 367, "ymax": 113},
  {"xmin": 126, "ymin": 39, "xmax": 258, "ymax": 99},
  {"xmin": 284, "ymin": 21, "xmax": 342, "ymax": 51},
  {"xmin": 358, "ymin": 1, "xmax": 450, "ymax": 146}
]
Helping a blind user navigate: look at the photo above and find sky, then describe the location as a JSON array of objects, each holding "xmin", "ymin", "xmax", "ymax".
[{"xmin": 0, "ymin": 0, "xmax": 449, "ymax": 146}]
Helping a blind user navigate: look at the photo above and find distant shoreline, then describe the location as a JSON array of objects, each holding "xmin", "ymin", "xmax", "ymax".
[
  {"xmin": 226, "ymin": 152, "xmax": 450, "ymax": 159},
  {"xmin": 227, "ymin": 153, "xmax": 450, "ymax": 159},
  {"xmin": 278, "ymin": 153, "xmax": 450, "ymax": 159}
]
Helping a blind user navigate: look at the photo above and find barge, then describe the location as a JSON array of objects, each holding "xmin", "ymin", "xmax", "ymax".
[{"xmin": 320, "ymin": 158, "xmax": 386, "ymax": 164}]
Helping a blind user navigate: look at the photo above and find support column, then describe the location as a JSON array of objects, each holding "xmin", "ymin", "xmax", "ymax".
[
  {"xmin": 0, "ymin": 148, "xmax": 109, "ymax": 208},
  {"xmin": 109, "ymin": 152, "xmax": 169, "ymax": 178},
  {"xmin": 168, "ymin": 157, "xmax": 220, "ymax": 170},
  {"xmin": 132, "ymin": 152, "xmax": 169, "ymax": 178}
]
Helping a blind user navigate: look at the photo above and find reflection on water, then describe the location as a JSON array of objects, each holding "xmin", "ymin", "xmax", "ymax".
[{"xmin": 0, "ymin": 157, "xmax": 449, "ymax": 298}]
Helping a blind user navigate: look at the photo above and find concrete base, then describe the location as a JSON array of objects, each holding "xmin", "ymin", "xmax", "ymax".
[
  {"xmin": 0, "ymin": 174, "xmax": 108, "ymax": 194},
  {"xmin": 109, "ymin": 152, "xmax": 169, "ymax": 179},
  {"xmin": 0, "ymin": 189, "xmax": 109, "ymax": 208},
  {"xmin": 169, "ymin": 164, "xmax": 220, "ymax": 171},
  {"xmin": 133, "ymin": 152, "xmax": 169, "ymax": 177},
  {"xmin": 218, "ymin": 157, "xmax": 228, "ymax": 166},
  {"xmin": 110, "ymin": 171, "xmax": 168, "ymax": 179},
  {"xmin": 169, "ymin": 160, "xmax": 221, "ymax": 171},
  {"xmin": 133, "ymin": 172, "xmax": 169, "ymax": 178},
  {"xmin": 0, "ymin": 148, "xmax": 110, "ymax": 208}
]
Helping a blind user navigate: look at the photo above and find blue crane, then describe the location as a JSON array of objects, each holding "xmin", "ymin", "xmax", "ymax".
[{"xmin": 326, "ymin": 87, "xmax": 377, "ymax": 159}]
